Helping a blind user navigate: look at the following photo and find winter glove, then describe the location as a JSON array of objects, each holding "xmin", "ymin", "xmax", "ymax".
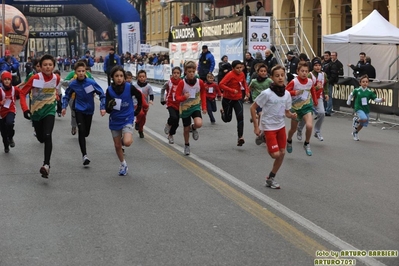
[
  {"xmin": 106, "ymin": 99, "xmax": 116, "ymax": 113},
  {"xmin": 160, "ymin": 100, "xmax": 166, "ymax": 105},
  {"xmin": 24, "ymin": 110, "xmax": 32, "ymax": 120}
]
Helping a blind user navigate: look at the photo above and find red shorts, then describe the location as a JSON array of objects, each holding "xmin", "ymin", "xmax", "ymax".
[{"xmin": 264, "ymin": 127, "xmax": 287, "ymax": 153}]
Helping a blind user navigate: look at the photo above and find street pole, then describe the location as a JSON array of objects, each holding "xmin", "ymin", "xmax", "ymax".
[
  {"xmin": 2, "ymin": 0, "xmax": 5, "ymax": 56},
  {"xmin": 242, "ymin": 0, "xmax": 246, "ymax": 61}
]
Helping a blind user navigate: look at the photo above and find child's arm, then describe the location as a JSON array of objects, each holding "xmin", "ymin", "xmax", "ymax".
[
  {"xmin": 346, "ymin": 91, "xmax": 354, "ymax": 106},
  {"xmin": 310, "ymin": 85, "xmax": 318, "ymax": 106},
  {"xmin": 160, "ymin": 81, "xmax": 168, "ymax": 105},
  {"xmin": 285, "ymin": 80, "xmax": 297, "ymax": 96},
  {"xmin": 214, "ymin": 83, "xmax": 221, "ymax": 97},
  {"xmin": 175, "ymin": 80, "xmax": 189, "ymax": 102},
  {"xmin": 219, "ymin": 72, "xmax": 234, "ymax": 94},
  {"xmin": 105, "ymin": 90, "xmax": 115, "ymax": 114},
  {"xmin": 19, "ymin": 74, "xmax": 36, "ymax": 116},
  {"xmin": 131, "ymin": 86, "xmax": 143, "ymax": 115},
  {"xmin": 93, "ymin": 82, "xmax": 106, "ymax": 115},
  {"xmin": 199, "ymin": 80, "xmax": 207, "ymax": 113},
  {"xmin": 148, "ymin": 85, "xmax": 154, "ymax": 104},
  {"xmin": 250, "ymin": 102, "xmax": 261, "ymax": 136},
  {"xmin": 61, "ymin": 85, "xmax": 73, "ymax": 116}
]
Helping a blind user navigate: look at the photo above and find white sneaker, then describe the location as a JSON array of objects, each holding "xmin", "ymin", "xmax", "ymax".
[
  {"xmin": 168, "ymin": 135, "xmax": 174, "ymax": 144},
  {"xmin": 303, "ymin": 144, "xmax": 312, "ymax": 156},
  {"xmin": 352, "ymin": 131, "xmax": 359, "ymax": 141},
  {"xmin": 314, "ymin": 132, "xmax": 324, "ymax": 141},
  {"xmin": 297, "ymin": 130, "xmax": 302, "ymax": 141},
  {"xmin": 119, "ymin": 163, "xmax": 128, "ymax": 176},
  {"xmin": 191, "ymin": 124, "xmax": 199, "ymax": 140},
  {"xmin": 40, "ymin": 164, "xmax": 50, "ymax": 178},
  {"xmin": 164, "ymin": 123, "xmax": 170, "ymax": 135},
  {"xmin": 184, "ymin": 145, "xmax": 190, "ymax": 155},
  {"xmin": 83, "ymin": 155, "xmax": 90, "ymax": 166},
  {"xmin": 265, "ymin": 177, "xmax": 280, "ymax": 189}
]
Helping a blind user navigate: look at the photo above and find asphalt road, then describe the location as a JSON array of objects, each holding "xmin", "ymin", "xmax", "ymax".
[{"xmin": 0, "ymin": 74, "xmax": 398, "ymax": 266}]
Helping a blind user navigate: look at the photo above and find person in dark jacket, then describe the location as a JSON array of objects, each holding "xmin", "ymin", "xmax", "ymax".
[
  {"xmin": 235, "ymin": 3, "xmax": 251, "ymax": 17},
  {"xmin": 218, "ymin": 55, "xmax": 232, "ymax": 84},
  {"xmin": 189, "ymin": 13, "xmax": 201, "ymax": 25},
  {"xmin": 348, "ymin": 52, "xmax": 366, "ymax": 78},
  {"xmin": 263, "ymin": 49, "xmax": 277, "ymax": 75},
  {"xmin": 80, "ymin": 50, "xmax": 94, "ymax": 68},
  {"xmin": 197, "ymin": 45, "xmax": 215, "ymax": 82},
  {"xmin": 348, "ymin": 55, "xmax": 375, "ymax": 79},
  {"xmin": 325, "ymin": 51, "xmax": 343, "ymax": 116},
  {"xmin": 103, "ymin": 48, "xmax": 121, "ymax": 86},
  {"xmin": 249, "ymin": 52, "xmax": 264, "ymax": 78},
  {"xmin": 285, "ymin": 50, "xmax": 300, "ymax": 82}
]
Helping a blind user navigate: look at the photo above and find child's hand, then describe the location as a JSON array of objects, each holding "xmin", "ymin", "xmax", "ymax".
[
  {"xmin": 254, "ymin": 127, "xmax": 261, "ymax": 136},
  {"xmin": 61, "ymin": 109, "xmax": 66, "ymax": 117},
  {"xmin": 290, "ymin": 112, "xmax": 297, "ymax": 120},
  {"xmin": 202, "ymin": 109, "xmax": 207, "ymax": 115},
  {"xmin": 100, "ymin": 110, "xmax": 106, "ymax": 116},
  {"xmin": 184, "ymin": 91, "xmax": 190, "ymax": 99}
]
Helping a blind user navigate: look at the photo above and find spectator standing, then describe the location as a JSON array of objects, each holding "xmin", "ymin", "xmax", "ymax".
[
  {"xmin": 348, "ymin": 52, "xmax": 366, "ymax": 78},
  {"xmin": 349, "ymin": 55, "xmax": 375, "ymax": 79},
  {"xmin": 250, "ymin": 52, "xmax": 264, "ymax": 78},
  {"xmin": 244, "ymin": 52, "xmax": 254, "ymax": 83},
  {"xmin": 24, "ymin": 57, "xmax": 33, "ymax": 76},
  {"xmin": 325, "ymin": 51, "xmax": 343, "ymax": 116},
  {"xmin": 103, "ymin": 48, "xmax": 121, "ymax": 86},
  {"xmin": 181, "ymin": 14, "xmax": 190, "ymax": 25},
  {"xmin": 264, "ymin": 49, "xmax": 277, "ymax": 75},
  {"xmin": 81, "ymin": 50, "xmax": 94, "ymax": 68},
  {"xmin": 285, "ymin": 51, "xmax": 300, "ymax": 82},
  {"xmin": 197, "ymin": 45, "xmax": 215, "ymax": 82},
  {"xmin": 255, "ymin": 1, "xmax": 266, "ymax": 16},
  {"xmin": 0, "ymin": 50, "xmax": 20, "ymax": 86},
  {"xmin": 189, "ymin": 13, "xmax": 201, "ymax": 25},
  {"xmin": 218, "ymin": 55, "xmax": 232, "ymax": 84},
  {"xmin": 235, "ymin": 3, "xmax": 251, "ymax": 17}
]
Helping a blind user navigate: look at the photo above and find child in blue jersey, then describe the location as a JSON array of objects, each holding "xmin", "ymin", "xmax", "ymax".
[
  {"xmin": 105, "ymin": 66, "xmax": 143, "ymax": 176},
  {"xmin": 62, "ymin": 61, "xmax": 106, "ymax": 166},
  {"xmin": 346, "ymin": 74, "xmax": 385, "ymax": 141}
]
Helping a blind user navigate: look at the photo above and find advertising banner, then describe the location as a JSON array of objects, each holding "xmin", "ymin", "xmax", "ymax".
[
  {"xmin": 247, "ymin": 16, "xmax": 271, "ymax": 58},
  {"xmin": 121, "ymin": 22, "xmax": 141, "ymax": 54},
  {"xmin": 22, "ymin": 5, "xmax": 64, "ymax": 15}
]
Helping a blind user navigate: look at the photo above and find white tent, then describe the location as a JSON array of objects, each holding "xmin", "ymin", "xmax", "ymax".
[
  {"xmin": 150, "ymin": 45, "xmax": 169, "ymax": 54},
  {"xmin": 323, "ymin": 10, "xmax": 399, "ymax": 80}
]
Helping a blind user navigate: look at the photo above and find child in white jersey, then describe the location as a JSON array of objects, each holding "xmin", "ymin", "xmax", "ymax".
[
  {"xmin": 134, "ymin": 70, "xmax": 154, "ymax": 138},
  {"xmin": 250, "ymin": 65, "xmax": 297, "ymax": 189},
  {"xmin": 346, "ymin": 74, "xmax": 385, "ymax": 141}
]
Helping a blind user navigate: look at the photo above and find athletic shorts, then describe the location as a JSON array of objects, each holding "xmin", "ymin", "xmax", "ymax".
[
  {"xmin": 356, "ymin": 110, "xmax": 369, "ymax": 127},
  {"xmin": 292, "ymin": 102, "xmax": 313, "ymax": 121},
  {"xmin": 111, "ymin": 123, "xmax": 134, "ymax": 138},
  {"xmin": 182, "ymin": 110, "xmax": 202, "ymax": 127},
  {"xmin": 265, "ymin": 127, "xmax": 287, "ymax": 153}
]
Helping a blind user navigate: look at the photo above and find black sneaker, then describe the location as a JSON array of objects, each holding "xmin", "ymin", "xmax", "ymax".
[
  {"xmin": 139, "ymin": 131, "xmax": 144, "ymax": 138},
  {"xmin": 135, "ymin": 122, "xmax": 139, "ymax": 131},
  {"xmin": 4, "ymin": 146, "xmax": 9, "ymax": 153},
  {"xmin": 9, "ymin": 138, "xmax": 15, "ymax": 148},
  {"xmin": 83, "ymin": 155, "xmax": 91, "ymax": 166}
]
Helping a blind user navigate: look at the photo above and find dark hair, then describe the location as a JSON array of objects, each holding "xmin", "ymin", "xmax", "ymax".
[
  {"xmin": 32, "ymin": 58, "xmax": 39, "ymax": 67},
  {"xmin": 297, "ymin": 61, "xmax": 310, "ymax": 71},
  {"xmin": 270, "ymin": 65, "xmax": 285, "ymax": 76},
  {"xmin": 137, "ymin": 70, "xmax": 147, "ymax": 76},
  {"xmin": 184, "ymin": 61, "xmax": 196, "ymax": 70},
  {"xmin": 299, "ymin": 53, "xmax": 309, "ymax": 61},
  {"xmin": 359, "ymin": 52, "xmax": 366, "ymax": 56},
  {"xmin": 126, "ymin": 71, "xmax": 133, "ymax": 77},
  {"xmin": 324, "ymin": 51, "xmax": 331, "ymax": 56},
  {"xmin": 255, "ymin": 63, "xmax": 267, "ymax": 72},
  {"xmin": 172, "ymin": 66, "xmax": 182, "ymax": 74},
  {"xmin": 359, "ymin": 74, "xmax": 369, "ymax": 82},
  {"xmin": 53, "ymin": 70, "xmax": 61, "ymax": 75},
  {"xmin": 110, "ymin": 65, "xmax": 125, "ymax": 79},
  {"xmin": 40, "ymin": 54, "xmax": 56, "ymax": 67},
  {"xmin": 74, "ymin": 61, "xmax": 86, "ymax": 70},
  {"xmin": 231, "ymin": 60, "xmax": 243, "ymax": 68}
]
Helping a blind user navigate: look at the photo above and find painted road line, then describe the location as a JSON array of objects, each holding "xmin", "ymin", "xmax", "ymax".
[{"xmin": 145, "ymin": 127, "xmax": 386, "ymax": 266}]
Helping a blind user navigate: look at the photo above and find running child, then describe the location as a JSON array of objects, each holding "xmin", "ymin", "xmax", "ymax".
[
  {"xmin": 160, "ymin": 66, "xmax": 182, "ymax": 144},
  {"xmin": 285, "ymin": 62, "xmax": 317, "ymax": 156},
  {"xmin": 249, "ymin": 63, "xmax": 272, "ymax": 138},
  {"xmin": 105, "ymin": 66, "xmax": 143, "ymax": 176},
  {"xmin": 346, "ymin": 74, "xmax": 385, "ymax": 141},
  {"xmin": 175, "ymin": 61, "xmax": 207, "ymax": 155},
  {"xmin": 0, "ymin": 71, "xmax": 20, "ymax": 153},
  {"xmin": 134, "ymin": 70, "xmax": 154, "ymax": 138},
  {"xmin": 61, "ymin": 61, "xmax": 106, "ymax": 166},
  {"xmin": 204, "ymin": 73, "xmax": 221, "ymax": 124},
  {"xmin": 250, "ymin": 65, "xmax": 297, "ymax": 189},
  {"xmin": 297, "ymin": 58, "xmax": 328, "ymax": 141},
  {"xmin": 19, "ymin": 54, "xmax": 61, "ymax": 178},
  {"xmin": 126, "ymin": 71, "xmax": 149, "ymax": 139},
  {"xmin": 219, "ymin": 60, "xmax": 249, "ymax": 146}
]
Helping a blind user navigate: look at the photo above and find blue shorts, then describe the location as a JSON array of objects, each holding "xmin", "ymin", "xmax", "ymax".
[{"xmin": 356, "ymin": 110, "xmax": 369, "ymax": 127}]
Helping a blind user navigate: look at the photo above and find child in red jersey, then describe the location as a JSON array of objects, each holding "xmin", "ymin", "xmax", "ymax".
[
  {"xmin": 219, "ymin": 60, "xmax": 249, "ymax": 146},
  {"xmin": 0, "ymin": 71, "xmax": 20, "ymax": 153},
  {"xmin": 160, "ymin": 66, "xmax": 182, "ymax": 144},
  {"xmin": 204, "ymin": 73, "xmax": 221, "ymax": 124}
]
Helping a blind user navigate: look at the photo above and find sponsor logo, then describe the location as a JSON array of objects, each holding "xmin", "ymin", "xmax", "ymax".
[{"xmin": 252, "ymin": 45, "xmax": 267, "ymax": 50}]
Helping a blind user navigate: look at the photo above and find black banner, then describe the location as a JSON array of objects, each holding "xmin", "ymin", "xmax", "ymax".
[
  {"xmin": 334, "ymin": 77, "xmax": 399, "ymax": 115},
  {"xmin": 29, "ymin": 30, "xmax": 77, "ymax": 57},
  {"xmin": 169, "ymin": 17, "xmax": 243, "ymax": 43}
]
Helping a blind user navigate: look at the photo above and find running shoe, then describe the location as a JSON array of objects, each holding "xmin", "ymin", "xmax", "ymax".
[
  {"xmin": 83, "ymin": 155, "xmax": 90, "ymax": 166},
  {"xmin": 286, "ymin": 142, "xmax": 293, "ymax": 153},
  {"xmin": 237, "ymin": 138, "xmax": 245, "ymax": 146},
  {"xmin": 119, "ymin": 164, "xmax": 128, "ymax": 176},
  {"xmin": 191, "ymin": 124, "xmax": 199, "ymax": 140},
  {"xmin": 265, "ymin": 177, "xmax": 280, "ymax": 189},
  {"xmin": 139, "ymin": 131, "xmax": 144, "ymax": 138},
  {"xmin": 303, "ymin": 144, "xmax": 312, "ymax": 156},
  {"xmin": 255, "ymin": 132, "xmax": 265, "ymax": 145},
  {"xmin": 352, "ymin": 116, "xmax": 359, "ymax": 129},
  {"xmin": 134, "ymin": 122, "xmax": 139, "ymax": 131},
  {"xmin": 168, "ymin": 135, "xmax": 174, "ymax": 144},
  {"xmin": 40, "ymin": 164, "xmax": 50, "ymax": 178},
  {"xmin": 164, "ymin": 123, "xmax": 170, "ymax": 135},
  {"xmin": 9, "ymin": 138, "xmax": 15, "ymax": 148},
  {"xmin": 314, "ymin": 132, "xmax": 324, "ymax": 141},
  {"xmin": 297, "ymin": 130, "xmax": 302, "ymax": 141},
  {"xmin": 184, "ymin": 145, "xmax": 190, "ymax": 155},
  {"xmin": 71, "ymin": 126, "xmax": 77, "ymax": 135},
  {"xmin": 4, "ymin": 146, "xmax": 9, "ymax": 153},
  {"xmin": 352, "ymin": 131, "xmax": 359, "ymax": 141}
]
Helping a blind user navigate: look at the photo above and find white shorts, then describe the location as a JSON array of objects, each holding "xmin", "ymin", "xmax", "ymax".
[{"xmin": 111, "ymin": 123, "xmax": 134, "ymax": 138}]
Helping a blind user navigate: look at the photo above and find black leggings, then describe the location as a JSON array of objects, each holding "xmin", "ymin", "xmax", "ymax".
[
  {"xmin": 167, "ymin": 107, "xmax": 179, "ymax": 136},
  {"xmin": 75, "ymin": 112, "xmax": 93, "ymax": 156},
  {"xmin": 221, "ymin": 98, "xmax": 244, "ymax": 138},
  {"xmin": 33, "ymin": 115, "xmax": 55, "ymax": 165},
  {"xmin": 0, "ymin": 113, "xmax": 15, "ymax": 148}
]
